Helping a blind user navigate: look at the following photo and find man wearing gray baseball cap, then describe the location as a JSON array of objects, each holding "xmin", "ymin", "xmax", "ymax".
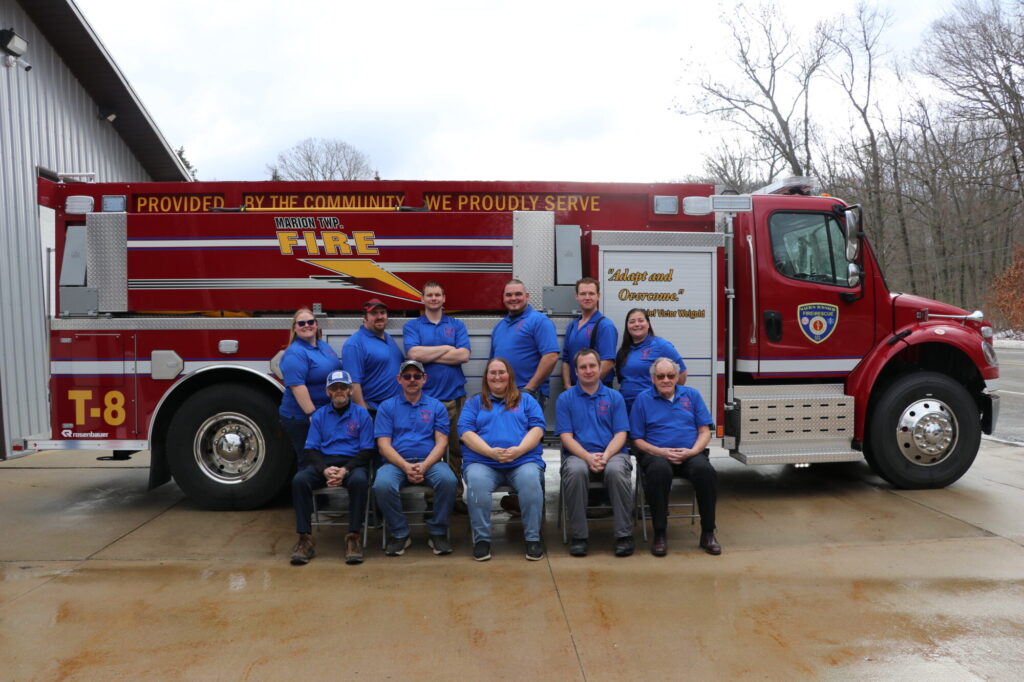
[{"xmin": 290, "ymin": 370, "xmax": 375, "ymax": 566}]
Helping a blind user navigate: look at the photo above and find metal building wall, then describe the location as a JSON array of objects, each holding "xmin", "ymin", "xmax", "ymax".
[{"xmin": 0, "ymin": 0, "xmax": 153, "ymax": 458}]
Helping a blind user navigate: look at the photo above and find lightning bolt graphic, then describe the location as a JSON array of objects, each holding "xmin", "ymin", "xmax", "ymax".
[{"xmin": 303, "ymin": 259, "xmax": 422, "ymax": 301}]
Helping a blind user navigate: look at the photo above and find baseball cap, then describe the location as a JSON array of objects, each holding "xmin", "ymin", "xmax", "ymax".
[
  {"xmin": 363, "ymin": 298, "xmax": 388, "ymax": 311},
  {"xmin": 325, "ymin": 370, "xmax": 353, "ymax": 388},
  {"xmin": 400, "ymin": 360, "xmax": 425, "ymax": 374}
]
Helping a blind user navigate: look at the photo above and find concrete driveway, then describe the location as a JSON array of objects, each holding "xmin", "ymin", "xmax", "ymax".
[{"xmin": 2, "ymin": 442, "xmax": 1023, "ymax": 680}]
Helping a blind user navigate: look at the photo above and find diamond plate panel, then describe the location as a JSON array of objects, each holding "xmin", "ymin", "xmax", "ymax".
[
  {"xmin": 730, "ymin": 442, "xmax": 864, "ymax": 465},
  {"xmin": 512, "ymin": 211, "xmax": 556, "ymax": 308},
  {"xmin": 737, "ymin": 395, "xmax": 854, "ymax": 442},
  {"xmin": 86, "ymin": 212, "xmax": 127, "ymax": 312},
  {"xmin": 592, "ymin": 230, "xmax": 726, "ymax": 248},
  {"xmin": 733, "ymin": 383, "xmax": 846, "ymax": 398}
]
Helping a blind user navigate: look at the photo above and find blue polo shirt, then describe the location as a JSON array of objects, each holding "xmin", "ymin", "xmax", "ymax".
[
  {"xmin": 402, "ymin": 314, "xmax": 470, "ymax": 402},
  {"xmin": 279, "ymin": 338, "xmax": 342, "ymax": 419},
  {"xmin": 618, "ymin": 336, "xmax": 686, "ymax": 409},
  {"xmin": 628, "ymin": 385, "xmax": 712, "ymax": 450},
  {"xmin": 490, "ymin": 304, "xmax": 559, "ymax": 396},
  {"xmin": 458, "ymin": 392, "xmax": 547, "ymax": 469},
  {"xmin": 342, "ymin": 325, "xmax": 404, "ymax": 409},
  {"xmin": 304, "ymin": 401, "xmax": 375, "ymax": 455},
  {"xmin": 561, "ymin": 311, "xmax": 618, "ymax": 386},
  {"xmin": 554, "ymin": 383, "xmax": 629, "ymax": 454},
  {"xmin": 374, "ymin": 393, "xmax": 449, "ymax": 461}
]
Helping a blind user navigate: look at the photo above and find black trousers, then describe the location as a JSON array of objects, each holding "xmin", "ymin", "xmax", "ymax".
[{"xmin": 637, "ymin": 450, "xmax": 718, "ymax": 533}]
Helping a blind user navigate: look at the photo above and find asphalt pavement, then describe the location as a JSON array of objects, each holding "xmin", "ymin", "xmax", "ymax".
[{"xmin": 992, "ymin": 346, "xmax": 1024, "ymax": 445}]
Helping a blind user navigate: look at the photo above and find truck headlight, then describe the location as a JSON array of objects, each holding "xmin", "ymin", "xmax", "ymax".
[{"xmin": 982, "ymin": 341, "xmax": 998, "ymax": 367}]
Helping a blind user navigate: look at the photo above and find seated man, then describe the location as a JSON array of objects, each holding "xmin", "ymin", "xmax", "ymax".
[
  {"xmin": 630, "ymin": 357, "xmax": 721, "ymax": 557},
  {"xmin": 373, "ymin": 360, "xmax": 457, "ymax": 556},
  {"xmin": 291, "ymin": 370, "xmax": 374, "ymax": 566},
  {"xmin": 556, "ymin": 348, "xmax": 635, "ymax": 557}
]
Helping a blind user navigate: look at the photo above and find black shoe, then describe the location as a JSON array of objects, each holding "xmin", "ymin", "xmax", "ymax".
[
  {"xmin": 384, "ymin": 535, "xmax": 411, "ymax": 556},
  {"xmin": 614, "ymin": 536, "xmax": 635, "ymax": 557},
  {"xmin": 525, "ymin": 541, "xmax": 545, "ymax": 561},
  {"xmin": 473, "ymin": 540, "xmax": 492, "ymax": 561},
  {"xmin": 700, "ymin": 530, "xmax": 722, "ymax": 555},
  {"xmin": 651, "ymin": 531, "xmax": 667, "ymax": 557},
  {"xmin": 568, "ymin": 537, "xmax": 588, "ymax": 557},
  {"xmin": 428, "ymin": 534, "xmax": 453, "ymax": 556}
]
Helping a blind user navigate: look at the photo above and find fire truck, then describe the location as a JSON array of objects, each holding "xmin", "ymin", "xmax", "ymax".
[{"xmin": 23, "ymin": 176, "xmax": 1000, "ymax": 510}]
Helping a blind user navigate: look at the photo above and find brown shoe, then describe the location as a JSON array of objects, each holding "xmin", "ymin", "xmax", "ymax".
[
  {"xmin": 500, "ymin": 494, "xmax": 521, "ymax": 517},
  {"xmin": 651, "ymin": 531, "xmax": 667, "ymax": 557},
  {"xmin": 290, "ymin": 533, "xmax": 316, "ymax": 565},
  {"xmin": 345, "ymin": 532, "xmax": 364, "ymax": 565},
  {"xmin": 700, "ymin": 530, "xmax": 722, "ymax": 555}
]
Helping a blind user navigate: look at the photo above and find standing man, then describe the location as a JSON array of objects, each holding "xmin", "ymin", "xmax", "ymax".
[
  {"xmin": 630, "ymin": 358, "xmax": 721, "ymax": 557},
  {"xmin": 373, "ymin": 360, "xmax": 457, "ymax": 556},
  {"xmin": 403, "ymin": 281, "xmax": 471, "ymax": 513},
  {"xmin": 556, "ymin": 349, "xmax": 635, "ymax": 557},
  {"xmin": 290, "ymin": 370, "xmax": 374, "ymax": 566},
  {"xmin": 490, "ymin": 279, "xmax": 559, "ymax": 406},
  {"xmin": 343, "ymin": 298, "xmax": 404, "ymax": 416},
  {"xmin": 561, "ymin": 277, "xmax": 617, "ymax": 389}
]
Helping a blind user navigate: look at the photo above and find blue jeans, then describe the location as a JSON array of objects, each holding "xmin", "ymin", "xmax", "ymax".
[
  {"xmin": 464, "ymin": 461, "xmax": 544, "ymax": 543},
  {"xmin": 372, "ymin": 460, "xmax": 457, "ymax": 537},
  {"xmin": 292, "ymin": 464, "xmax": 369, "ymax": 535},
  {"xmin": 280, "ymin": 415, "xmax": 310, "ymax": 467}
]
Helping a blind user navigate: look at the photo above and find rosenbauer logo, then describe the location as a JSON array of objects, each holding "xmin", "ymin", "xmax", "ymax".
[
  {"xmin": 61, "ymin": 429, "xmax": 110, "ymax": 438},
  {"xmin": 274, "ymin": 215, "xmax": 422, "ymax": 301}
]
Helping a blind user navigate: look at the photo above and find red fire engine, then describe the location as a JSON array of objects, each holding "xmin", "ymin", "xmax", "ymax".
[{"xmin": 27, "ymin": 176, "xmax": 1000, "ymax": 510}]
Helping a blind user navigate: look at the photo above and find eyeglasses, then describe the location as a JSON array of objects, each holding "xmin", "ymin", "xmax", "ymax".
[
  {"xmin": 655, "ymin": 373, "xmax": 677, "ymax": 380},
  {"xmin": 401, "ymin": 373, "xmax": 424, "ymax": 381},
  {"xmin": 295, "ymin": 319, "xmax": 317, "ymax": 327}
]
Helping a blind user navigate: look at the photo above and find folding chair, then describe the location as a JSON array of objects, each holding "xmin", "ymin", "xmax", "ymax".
[
  {"xmin": 635, "ymin": 465, "xmax": 698, "ymax": 542},
  {"xmin": 310, "ymin": 485, "xmax": 371, "ymax": 547}
]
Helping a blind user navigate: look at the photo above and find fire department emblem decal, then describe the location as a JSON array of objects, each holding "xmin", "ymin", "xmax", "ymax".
[{"xmin": 797, "ymin": 303, "xmax": 839, "ymax": 344}]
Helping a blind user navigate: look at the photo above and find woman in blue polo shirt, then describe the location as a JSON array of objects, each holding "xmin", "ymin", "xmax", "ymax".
[
  {"xmin": 614, "ymin": 308, "xmax": 687, "ymax": 413},
  {"xmin": 279, "ymin": 308, "xmax": 342, "ymax": 467},
  {"xmin": 459, "ymin": 358, "xmax": 546, "ymax": 562}
]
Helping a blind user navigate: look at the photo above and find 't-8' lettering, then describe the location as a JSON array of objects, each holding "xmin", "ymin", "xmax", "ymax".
[{"xmin": 67, "ymin": 389, "xmax": 127, "ymax": 426}]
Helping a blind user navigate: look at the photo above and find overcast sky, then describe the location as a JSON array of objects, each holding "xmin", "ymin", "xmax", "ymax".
[{"xmin": 75, "ymin": 0, "xmax": 952, "ymax": 183}]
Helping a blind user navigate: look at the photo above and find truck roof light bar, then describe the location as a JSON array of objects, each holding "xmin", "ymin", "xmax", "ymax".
[
  {"xmin": 752, "ymin": 176, "xmax": 820, "ymax": 196},
  {"xmin": 65, "ymin": 195, "xmax": 95, "ymax": 214}
]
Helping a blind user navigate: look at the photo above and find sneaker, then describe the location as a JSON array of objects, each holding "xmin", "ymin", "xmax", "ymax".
[
  {"xmin": 651, "ymin": 531, "xmax": 668, "ymax": 557},
  {"xmin": 384, "ymin": 535, "xmax": 411, "ymax": 556},
  {"xmin": 345, "ymin": 532, "xmax": 364, "ymax": 565},
  {"xmin": 473, "ymin": 540, "xmax": 492, "ymax": 561},
  {"xmin": 290, "ymin": 533, "xmax": 316, "ymax": 565},
  {"xmin": 525, "ymin": 541, "xmax": 545, "ymax": 561},
  {"xmin": 500, "ymin": 494, "xmax": 521, "ymax": 517},
  {"xmin": 428, "ymin": 534, "xmax": 453, "ymax": 555},
  {"xmin": 568, "ymin": 537, "xmax": 588, "ymax": 557},
  {"xmin": 614, "ymin": 536, "xmax": 635, "ymax": 557}
]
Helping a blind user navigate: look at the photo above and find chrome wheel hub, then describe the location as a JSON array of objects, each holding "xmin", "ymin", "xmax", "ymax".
[
  {"xmin": 896, "ymin": 399, "xmax": 958, "ymax": 466},
  {"xmin": 193, "ymin": 412, "xmax": 264, "ymax": 483}
]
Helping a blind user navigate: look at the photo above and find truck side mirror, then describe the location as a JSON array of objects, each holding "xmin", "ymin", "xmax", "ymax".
[
  {"xmin": 844, "ymin": 207, "xmax": 861, "ymax": 261},
  {"xmin": 847, "ymin": 262, "xmax": 862, "ymax": 288}
]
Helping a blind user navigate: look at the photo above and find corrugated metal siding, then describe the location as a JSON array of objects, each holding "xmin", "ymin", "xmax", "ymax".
[{"xmin": 1, "ymin": 0, "xmax": 154, "ymax": 458}]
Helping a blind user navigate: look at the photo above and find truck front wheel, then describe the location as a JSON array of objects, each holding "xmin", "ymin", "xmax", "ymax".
[
  {"xmin": 867, "ymin": 372, "xmax": 980, "ymax": 489},
  {"xmin": 166, "ymin": 384, "xmax": 290, "ymax": 510}
]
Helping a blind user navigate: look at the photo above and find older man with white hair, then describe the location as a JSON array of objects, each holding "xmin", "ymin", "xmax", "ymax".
[{"xmin": 629, "ymin": 357, "xmax": 721, "ymax": 558}]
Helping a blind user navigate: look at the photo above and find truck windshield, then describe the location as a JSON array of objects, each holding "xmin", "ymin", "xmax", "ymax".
[{"xmin": 769, "ymin": 212, "xmax": 855, "ymax": 287}]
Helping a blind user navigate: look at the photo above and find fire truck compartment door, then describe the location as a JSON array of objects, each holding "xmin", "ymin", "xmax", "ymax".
[
  {"xmin": 750, "ymin": 210, "xmax": 873, "ymax": 378},
  {"xmin": 594, "ymin": 230, "xmax": 724, "ymax": 416}
]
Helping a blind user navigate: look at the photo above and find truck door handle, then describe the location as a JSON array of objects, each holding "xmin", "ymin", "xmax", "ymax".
[{"xmin": 764, "ymin": 310, "xmax": 782, "ymax": 342}]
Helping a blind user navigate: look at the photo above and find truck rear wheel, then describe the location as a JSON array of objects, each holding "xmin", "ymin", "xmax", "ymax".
[
  {"xmin": 866, "ymin": 371, "xmax": 980, "ymax": 489},
  {"xmin": 166, "ymin": 384, "xmax": 290, "ymax": 510}
]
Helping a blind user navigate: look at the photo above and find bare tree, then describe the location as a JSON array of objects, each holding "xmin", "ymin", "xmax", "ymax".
[
  {"xmin": 267, "ymin": 138, "xmax": 375, "ymax": 181},
  {"xmin": 679, "ymin": 1, "xmax": 835, "ymax": 178}
]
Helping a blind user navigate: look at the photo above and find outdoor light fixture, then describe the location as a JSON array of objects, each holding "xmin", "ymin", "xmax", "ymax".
[
  {"xmin": 99, "ymin": 109, "xmax": 117, "ymax": 123},
  {"xmin": 1, "ymin": 28, "xmax": 27, "ymax": 57},
  {"xmin": 1, "ymin": 28, "xmax": 31, "ymax": 71}
]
